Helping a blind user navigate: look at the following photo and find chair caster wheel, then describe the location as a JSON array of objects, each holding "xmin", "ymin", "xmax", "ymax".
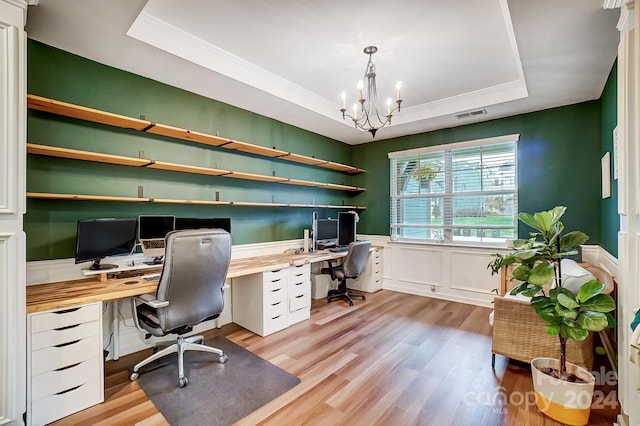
[
  {"xmin": 362, "ymin": 295, "xmax": 366, "ymax": 300},
  {"xmin": 129, "ymin": 372, "xmax": 139, "ymax": 381},
  {"xmin": 218, "ymin": 354, "xmax": 228, "ymax": 364},
  {"xmin": 179, "ymin": 377, "xmax": 188, "ymax": 388},
  {"xmin": 349, "ymin": 301, "xmax": 353, "ymax": 306}
]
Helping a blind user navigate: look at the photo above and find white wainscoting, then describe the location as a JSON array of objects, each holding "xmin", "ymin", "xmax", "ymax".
[{"xmin": 371, "ymin": 237, "xmax": 504, "ymax": 307}]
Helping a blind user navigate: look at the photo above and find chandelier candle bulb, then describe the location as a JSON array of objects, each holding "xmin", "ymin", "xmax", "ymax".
[
  {"xmin": 353, "ymin": 103, "xmax": 358, "ymax": 119},
  {"xmin": 357, "ymin": 80, "xmax": 364, "ymax": 100},
  {"xmin": 396, "ymin": 81, "xmax": 402, "ymax": 101},
  {"xmin": 386, "ymin": 98, "xmax": 392, "ymax": 115},
  {"xmin": 341, "ymin": 91, "xmax": 346, "ymax": 110}
]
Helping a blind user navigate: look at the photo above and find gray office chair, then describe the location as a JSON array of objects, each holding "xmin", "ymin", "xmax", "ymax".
[
  {"xmin": 322, "ymin": 240, "xmax": 371, "ymax": 306},
  {"xmin": 129, "ymin": 228, "xmax": 232, "ymax": 388}
]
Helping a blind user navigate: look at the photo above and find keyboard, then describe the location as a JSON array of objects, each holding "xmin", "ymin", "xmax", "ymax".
[
  {"xmin": 329, "ymin": 246, "xmax": 348, "ymax": 253},
  {"xmin": 142, "ymin": 239, "xmax": 164, "ymax": 249},
  {"xmin": 142, "ymin": 274, "xmax": 160, "ymax": 281}
]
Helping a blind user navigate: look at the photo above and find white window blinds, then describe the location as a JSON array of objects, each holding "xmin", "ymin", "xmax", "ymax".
[{"xmin": 389, "ymin": 134, "xmax": 518, "ymax": 243}]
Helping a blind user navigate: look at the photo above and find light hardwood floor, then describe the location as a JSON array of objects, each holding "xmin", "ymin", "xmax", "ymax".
[{"xmin": 50, "ymin": 290, "xmax": 619, "ymax": 425}]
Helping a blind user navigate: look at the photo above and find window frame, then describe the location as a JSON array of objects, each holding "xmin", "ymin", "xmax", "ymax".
[{"xmin": 388, "ymin": 134, "xmax": 519, "ymax": 246}]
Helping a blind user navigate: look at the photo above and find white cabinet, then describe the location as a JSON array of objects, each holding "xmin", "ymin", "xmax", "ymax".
[
  {"xmin": 27, "ymin": 302, "xmax": 104, "ymax": 425},
  {"xmin": 232, "ymin": 264, "xmax": 311, "ymax": 336},
  {"xmin": 287, "ymin": 263, "xmax": 311, "ymax": 325},
  {"xmin": 0, "ymin": 1, "xmax": 26, "ymax": 425},
  {"xmin": 349, "ymin": 247, "xmax": 383, "ymax": 293}
]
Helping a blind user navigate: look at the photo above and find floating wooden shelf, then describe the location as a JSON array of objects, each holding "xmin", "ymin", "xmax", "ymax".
[
  {"xmin": 26, "ymin": 192, "xmax": 366, "ymax": 210},
  {"xmin": 146, "ymin": 123, "xmax": 230, "ymax": 147},
  {"xmin": 27, "ymin": 94, "xmax": 366, "ymax": 175},
  {"xmin": 27, "ymin": 143, "xmax": 365, "ymax": 192}
]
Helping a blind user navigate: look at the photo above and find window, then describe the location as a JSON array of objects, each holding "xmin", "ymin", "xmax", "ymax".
[{"xmin": 389, "ymin": 134, "xmax": 518, "ymax": 244}]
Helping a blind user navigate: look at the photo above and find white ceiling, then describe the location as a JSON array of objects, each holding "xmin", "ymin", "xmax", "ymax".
[{"xmin": 25, "ymin": 0, "xmax": 620, "ymax": 145}]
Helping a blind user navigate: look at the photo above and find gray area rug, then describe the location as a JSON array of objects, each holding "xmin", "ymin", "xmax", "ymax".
[{"xmin": 137, "ymin": 336, "xmax": 300, "ymax": 426}]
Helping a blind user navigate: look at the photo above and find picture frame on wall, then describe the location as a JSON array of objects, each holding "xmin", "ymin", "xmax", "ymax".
[{"xmin": 601, "ymin": 152, "xmax": 611, "ymax": 199}]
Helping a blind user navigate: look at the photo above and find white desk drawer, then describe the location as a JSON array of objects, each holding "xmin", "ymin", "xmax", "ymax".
[
  {"xmin": 31, "ymin": 334, "xmax": 100, "ymax": 376},
  {"xmin": 264, "ymin": 299, "xmax": 287, "ymax": 320},
  {"xmin": 264, "ymin": 276, "xmax": 287, "ymax": 293},
  {"xmin": 264, "ymin": 284, "xmax": 287, "ymax": 305},
  {"xmin": 288, "ymin": 306, "xmax": 310, "ymax": 325},
  {"xmin": 289, "ymin": 292, "xmax": 310, "ymax": 312},
  {"xmin": 31, "ymin": 357, "xmax": 101, "ymax": 401},
  {"xmin": 32, "ymin": 378, "xmax": 102, "ymax": 426},
  {"xmin": 30, "ymin": 303, "xmax": 101, "ymax": 334},
  {"xmin": 288, "ymin": 263, "xmax": 310, "ymax": 280},
  {"xmin": 263, "ymin": 313, "xmax": 288, "ymax": 336},
  {"xmin": 289, "ymin": 280, "xmax": 310, "ymax": 296},
  {"xmin": 31, "ymin": 321, "xmax": 99, "ymax": 351},
  {"xmin": 263, "ymin": 268, "xmax": 288, "ymax": 283}
]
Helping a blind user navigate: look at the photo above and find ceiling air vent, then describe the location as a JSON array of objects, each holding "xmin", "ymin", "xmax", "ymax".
[{"xmin": 455, "ymin": 109, "xmax": 487, "ymax": 120}]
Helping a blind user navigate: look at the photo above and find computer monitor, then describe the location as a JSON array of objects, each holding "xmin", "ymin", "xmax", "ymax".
[
  {"xmin": 316, "ymin": 218, "xmax": 338, "ymax": 241},
  {"xmin": 138, "ymin": 215, "xmax": 175, "ymax": 240},
  {"xmin": 174, "ymin": 217, "xmax": 231, "ymax": 234},
  {"xmin": 138, "ymin": 215, "xmax": 175, "ymax": 263},
  {"xmin": 75, "ymin": 218, "xmax": 138, "ymax": 270},
  {"xmin": 338, "ymin": 212, "xmax": 357, "ymax": 246}
]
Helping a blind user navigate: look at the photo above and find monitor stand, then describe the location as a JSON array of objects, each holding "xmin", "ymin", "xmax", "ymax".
[{"xmin": 89, "ymin": 259, "xmax": 118, "ymax": 270}]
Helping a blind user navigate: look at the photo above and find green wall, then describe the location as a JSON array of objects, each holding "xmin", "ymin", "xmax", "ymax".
[
  {"xmin": 353, "ymin": 102, "xmax": 605, "ymax": 244},
  {"xmin": 25, "ymin": 39, "xmax": 619, "ymax": 262},
  {"xmin": 600, "ymin": 61, "xmax": 619, "ymax": 257},
  {"xmin": 25, "ymin": 40, "xmax": 359, "ymax": 261}
]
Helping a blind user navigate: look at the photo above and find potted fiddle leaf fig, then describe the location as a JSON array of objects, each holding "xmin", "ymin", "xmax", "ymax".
[{"xmin": 488, "ymin": 206, "xmax": 616, "ymax": 426}]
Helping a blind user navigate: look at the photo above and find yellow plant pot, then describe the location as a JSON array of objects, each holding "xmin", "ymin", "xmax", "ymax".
[{"xmin": 531, "ymin": 357, "xmax": 595, "ymax": 426}]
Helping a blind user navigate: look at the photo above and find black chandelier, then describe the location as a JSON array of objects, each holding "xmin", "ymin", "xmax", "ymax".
[{"xmin": 340, "ymin": 46, "xmax": 402, "ymax": 138}]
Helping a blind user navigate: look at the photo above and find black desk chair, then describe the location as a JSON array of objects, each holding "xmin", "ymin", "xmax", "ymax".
[
  {"xmin": 321, "ymin": 240, "xmax": 371, "ymax": 306},
  {"xmin": 129, "ymin": 229, "xmax": 232, "ymax": 388}
]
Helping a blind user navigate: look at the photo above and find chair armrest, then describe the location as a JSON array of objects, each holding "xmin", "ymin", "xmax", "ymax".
[{"xmin": 135, "ymin": 293, "xmax": 169, "ymax": 308}]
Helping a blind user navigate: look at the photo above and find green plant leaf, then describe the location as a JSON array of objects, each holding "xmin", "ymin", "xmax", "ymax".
[
  {"xmin": 538, "ymin": 310, "xmax": 561, "ymax": 326},
  {"xmin": 518, "ymin": 212, "xmax": 541, "ymax": 232},
  {"xmin": 530, "ymin": 295, "xmax": 553, "ymax": 310},
  {"xmin": 511, "ymin": 264, "xmax": 531, "ymax": 281},
  {"xmin": 550, "ymin": 287, "xmax": 575, "ymax": 303},
  {"xmin": 560, "ymin": 231, "xmax": 589, "ymax": 251},
  {"xmin": 546, "ymin": 325, "xmax": 560, "ymax": 335},
  {"xmin": 576, "ymin": 311, "xmax": 609, "ymax": 331},
  {"xmin": 580, "ymin": 294, "xmax": 616, "ymax": 312},
  {"xmin": 549, "ymin": 206, "xmax": 567, "ymax": 224},
  {"xmin": 513, "ymin": 249, "xmax": 540, "ymax": 262},
  {"xmin": 605, "ymin": 312, "xmax": 617, "ymax": 328},
  {"xmin": 561, "ymin": 324, "xmax": 589, "ymax": 340},
  {"xmin": 576, "ymin": 279, "xmax": 606, "ymax": 302},
  {"xmin": 532, "ymin": 211, "xmax": 553, "ymax": 233},
  {"xmin": 556, "ymin": 292, "xmax": 579, "ymax": 310},
  {"xmin": 555, "ymin": 302, "xmax": 578, "ymax": 319},
  {"xmin": 528, "ymin": 262, "xmax": 555, "ymax": 285}
]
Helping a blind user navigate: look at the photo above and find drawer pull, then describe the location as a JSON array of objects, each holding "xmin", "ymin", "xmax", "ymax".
[
  {"xmin": 271, "ymin": 301, "xmax": 281, "ymax": 306},
  {"xmin": 271, "ymin": 278, "xmax": 282, "ymax": 283},
  {"xmin": 55, "ymin": 362, "xmax": 81, "ymax": 372},
  {"xmin": 295, "ymin": 295, "xmax": 304, "ymax": 299},
  {"xmin": 54, "ymin": 307, "xmax": 81, "ymax": 314},
  {"xmin": 55, "ymin": 339, "xmax": 80, "ymax": 348},
  {"xmin": 55, "ymin": 385, "xmax": 81, "ymax": 395},
  {"xmin": 54, "ymin": 324, "xmax": 80, "ymax": 331},
  {"xmin": 271, "ymin": 315, "xmax": 281, "ymax": 320},
  {"xmin": 271, "ymin": 288, "xmax": 282, "ymax": 293}
]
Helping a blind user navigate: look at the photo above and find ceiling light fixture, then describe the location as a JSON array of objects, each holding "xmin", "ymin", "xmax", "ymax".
[{"xmin": 340, "ymin": 46, "xmax": 402, "ymax": 138}]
